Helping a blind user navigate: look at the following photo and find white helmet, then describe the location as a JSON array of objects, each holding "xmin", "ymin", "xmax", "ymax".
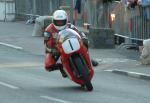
[{"xmin": 53, "ymin": 10, "xmax": 68, "ymax": 31}]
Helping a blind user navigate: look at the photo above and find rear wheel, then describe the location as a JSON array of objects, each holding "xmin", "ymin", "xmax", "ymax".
[{"xmin": 73, "ymin": 55, "xmax": 93, "ymax": 91}]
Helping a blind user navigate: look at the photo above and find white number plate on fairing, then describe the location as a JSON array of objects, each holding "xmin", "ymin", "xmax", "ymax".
[{"xmin": 62, "ymin": 38, "xmax": 80, "ymax": 54}]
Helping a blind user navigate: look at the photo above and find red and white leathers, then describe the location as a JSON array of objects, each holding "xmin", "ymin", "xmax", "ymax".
[{"xmin": 44, "ymin": 23, "xmax": 80, "ymax": 71}]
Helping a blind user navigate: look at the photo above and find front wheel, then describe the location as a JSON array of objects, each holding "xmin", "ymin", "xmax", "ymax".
[{"xmin": 73, "ymin": 55, "xmax": 93, "ymax": 91}]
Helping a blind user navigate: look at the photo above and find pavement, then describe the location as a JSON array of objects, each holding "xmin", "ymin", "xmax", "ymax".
[{"xmin": 0, "ymin": 21, "xmax": 150, "ymax": 81}]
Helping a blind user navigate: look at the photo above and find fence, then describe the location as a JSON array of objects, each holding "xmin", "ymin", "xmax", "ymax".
[
  {"xmin": 15, "ymin": 0, "xmax": 60, "ymax": 20},
  {"xmin": 0, "ymin": 0, "xmax": 66, "ymax": 21},
  {"xmin": 111, "ymin": 2, "xmax": 150, "ymax": 45},
  {"xmin": 0, "ymin": 0, "xmax": 15, "ymax": 21},
  {"xmin": 85, "ymin": 0, "xmax": 111, "ymax": 28},
  {"xmin": 14, "ymin": 0, "xmax": 75, "ymax": 23},
  {"xmin": 74, "ymin": 1, "xmax": 150, "ymax": 46}
]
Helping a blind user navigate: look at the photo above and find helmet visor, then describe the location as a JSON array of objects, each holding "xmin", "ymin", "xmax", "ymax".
[{"xmin": 53, "ymin": 20, "xmax": 67, "ymax": 26}]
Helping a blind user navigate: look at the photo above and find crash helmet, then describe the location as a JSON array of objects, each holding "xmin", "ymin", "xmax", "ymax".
[{"xmin": 53, "ymin": 10, "xmax": 68, "ymax": 30}]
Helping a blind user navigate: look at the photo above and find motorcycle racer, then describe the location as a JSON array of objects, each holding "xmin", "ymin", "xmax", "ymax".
[{"xmin": 44, "ymin": 10, "xmax": 98, "ymax": 77}]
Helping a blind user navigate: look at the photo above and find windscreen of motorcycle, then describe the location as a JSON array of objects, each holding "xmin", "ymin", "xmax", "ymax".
[
  {"xmin": 58, "ymin": 28, "xmax": 81, "ymax": 42},
  {"xmin": 58, "ymin": 29, "xmax": 81, "ymax": 54}
]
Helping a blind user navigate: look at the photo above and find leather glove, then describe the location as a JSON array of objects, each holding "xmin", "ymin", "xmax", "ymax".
[
  {"xmin": 46, "ymin": 46, "xmax": 59, "ymax": 60},
  {"xmin": 44, "ymin": 32, "xmax": 51, "ymax": 41},
  {"xmin": 51, "ymin": 48, "xmax": 60, "ymax": 61},
  {"xmin": 80, "ymin": 32, "xmax": 89, "ymax": 48},
  {"xmin": 51, "ymin": 48, "xmax": 59, "ymax": 56}
]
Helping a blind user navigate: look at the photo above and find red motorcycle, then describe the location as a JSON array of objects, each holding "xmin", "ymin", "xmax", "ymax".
[{"xmin": 56, "ymin": 28, "xmax": 94, "ymax": 91}]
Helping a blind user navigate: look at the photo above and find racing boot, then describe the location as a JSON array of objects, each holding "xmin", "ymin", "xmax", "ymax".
[
  {"xmin": 57, "ymin": 64, "xmax": 68, "ymax": 78},
  {"xmin": 91, "ymin": 59, "xmax": 99, "ymax": 66}
]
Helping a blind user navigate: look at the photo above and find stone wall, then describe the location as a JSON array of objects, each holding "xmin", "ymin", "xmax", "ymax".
[{"xmin": 89, "ymin": 27, "xmax": 115, "ymax": 48}]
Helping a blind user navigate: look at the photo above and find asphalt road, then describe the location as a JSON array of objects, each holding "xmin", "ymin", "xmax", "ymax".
[{"xmin": 0, "ymin": 46, "xmax": 150, "ymax": 103}]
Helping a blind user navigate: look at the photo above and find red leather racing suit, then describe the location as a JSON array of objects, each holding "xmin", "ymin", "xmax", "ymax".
[{"xmin": 44, "ymin": 23, "xmax": 79, "ymax": 71}]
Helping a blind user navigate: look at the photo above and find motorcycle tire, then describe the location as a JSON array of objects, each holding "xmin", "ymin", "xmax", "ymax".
[{"xmin": 73, "ymin": 55, "xmax": 93, "ymax": 91}]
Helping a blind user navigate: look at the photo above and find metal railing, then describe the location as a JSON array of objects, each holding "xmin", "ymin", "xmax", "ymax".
[
  {"xmin": 85, "ymin": 0, "xmax": 111, "ymax": 28},
  {"xmin": 14, "ymin": 0, "xmax": 74, "ymax": 23},
  {"xmin": 14, "ymin": 0, "xmax": 60, "ymax": 20},
  {"xmin": 0, "ymin": 0, "xmax": 15, "ymax": 21},
  {"xmin": 112, "ymin": 3, "xmax": 150, "ymax": 45},
  {"xmin": 131, "ymin": 6, "xmax": 150, "ymax": 39}
]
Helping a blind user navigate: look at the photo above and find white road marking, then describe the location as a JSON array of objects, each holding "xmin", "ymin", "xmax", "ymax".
[
  {"xmin": 0, "ymin": 62, "xmax": 43, "ymax": 68},
  {"xmin": 0, "ymin": 81, "xmax": 19, "ymax": 89},
  {"xmin": 0, "ymin": 42, "xmax": 23, "ymax": 50},
  {"xmin": 104, "ymin": 69, "xmax": 113, "ymax": 72},
  {"xmin": 40, "ymin": 96, "xmax": 72, "ymax": 103}
]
